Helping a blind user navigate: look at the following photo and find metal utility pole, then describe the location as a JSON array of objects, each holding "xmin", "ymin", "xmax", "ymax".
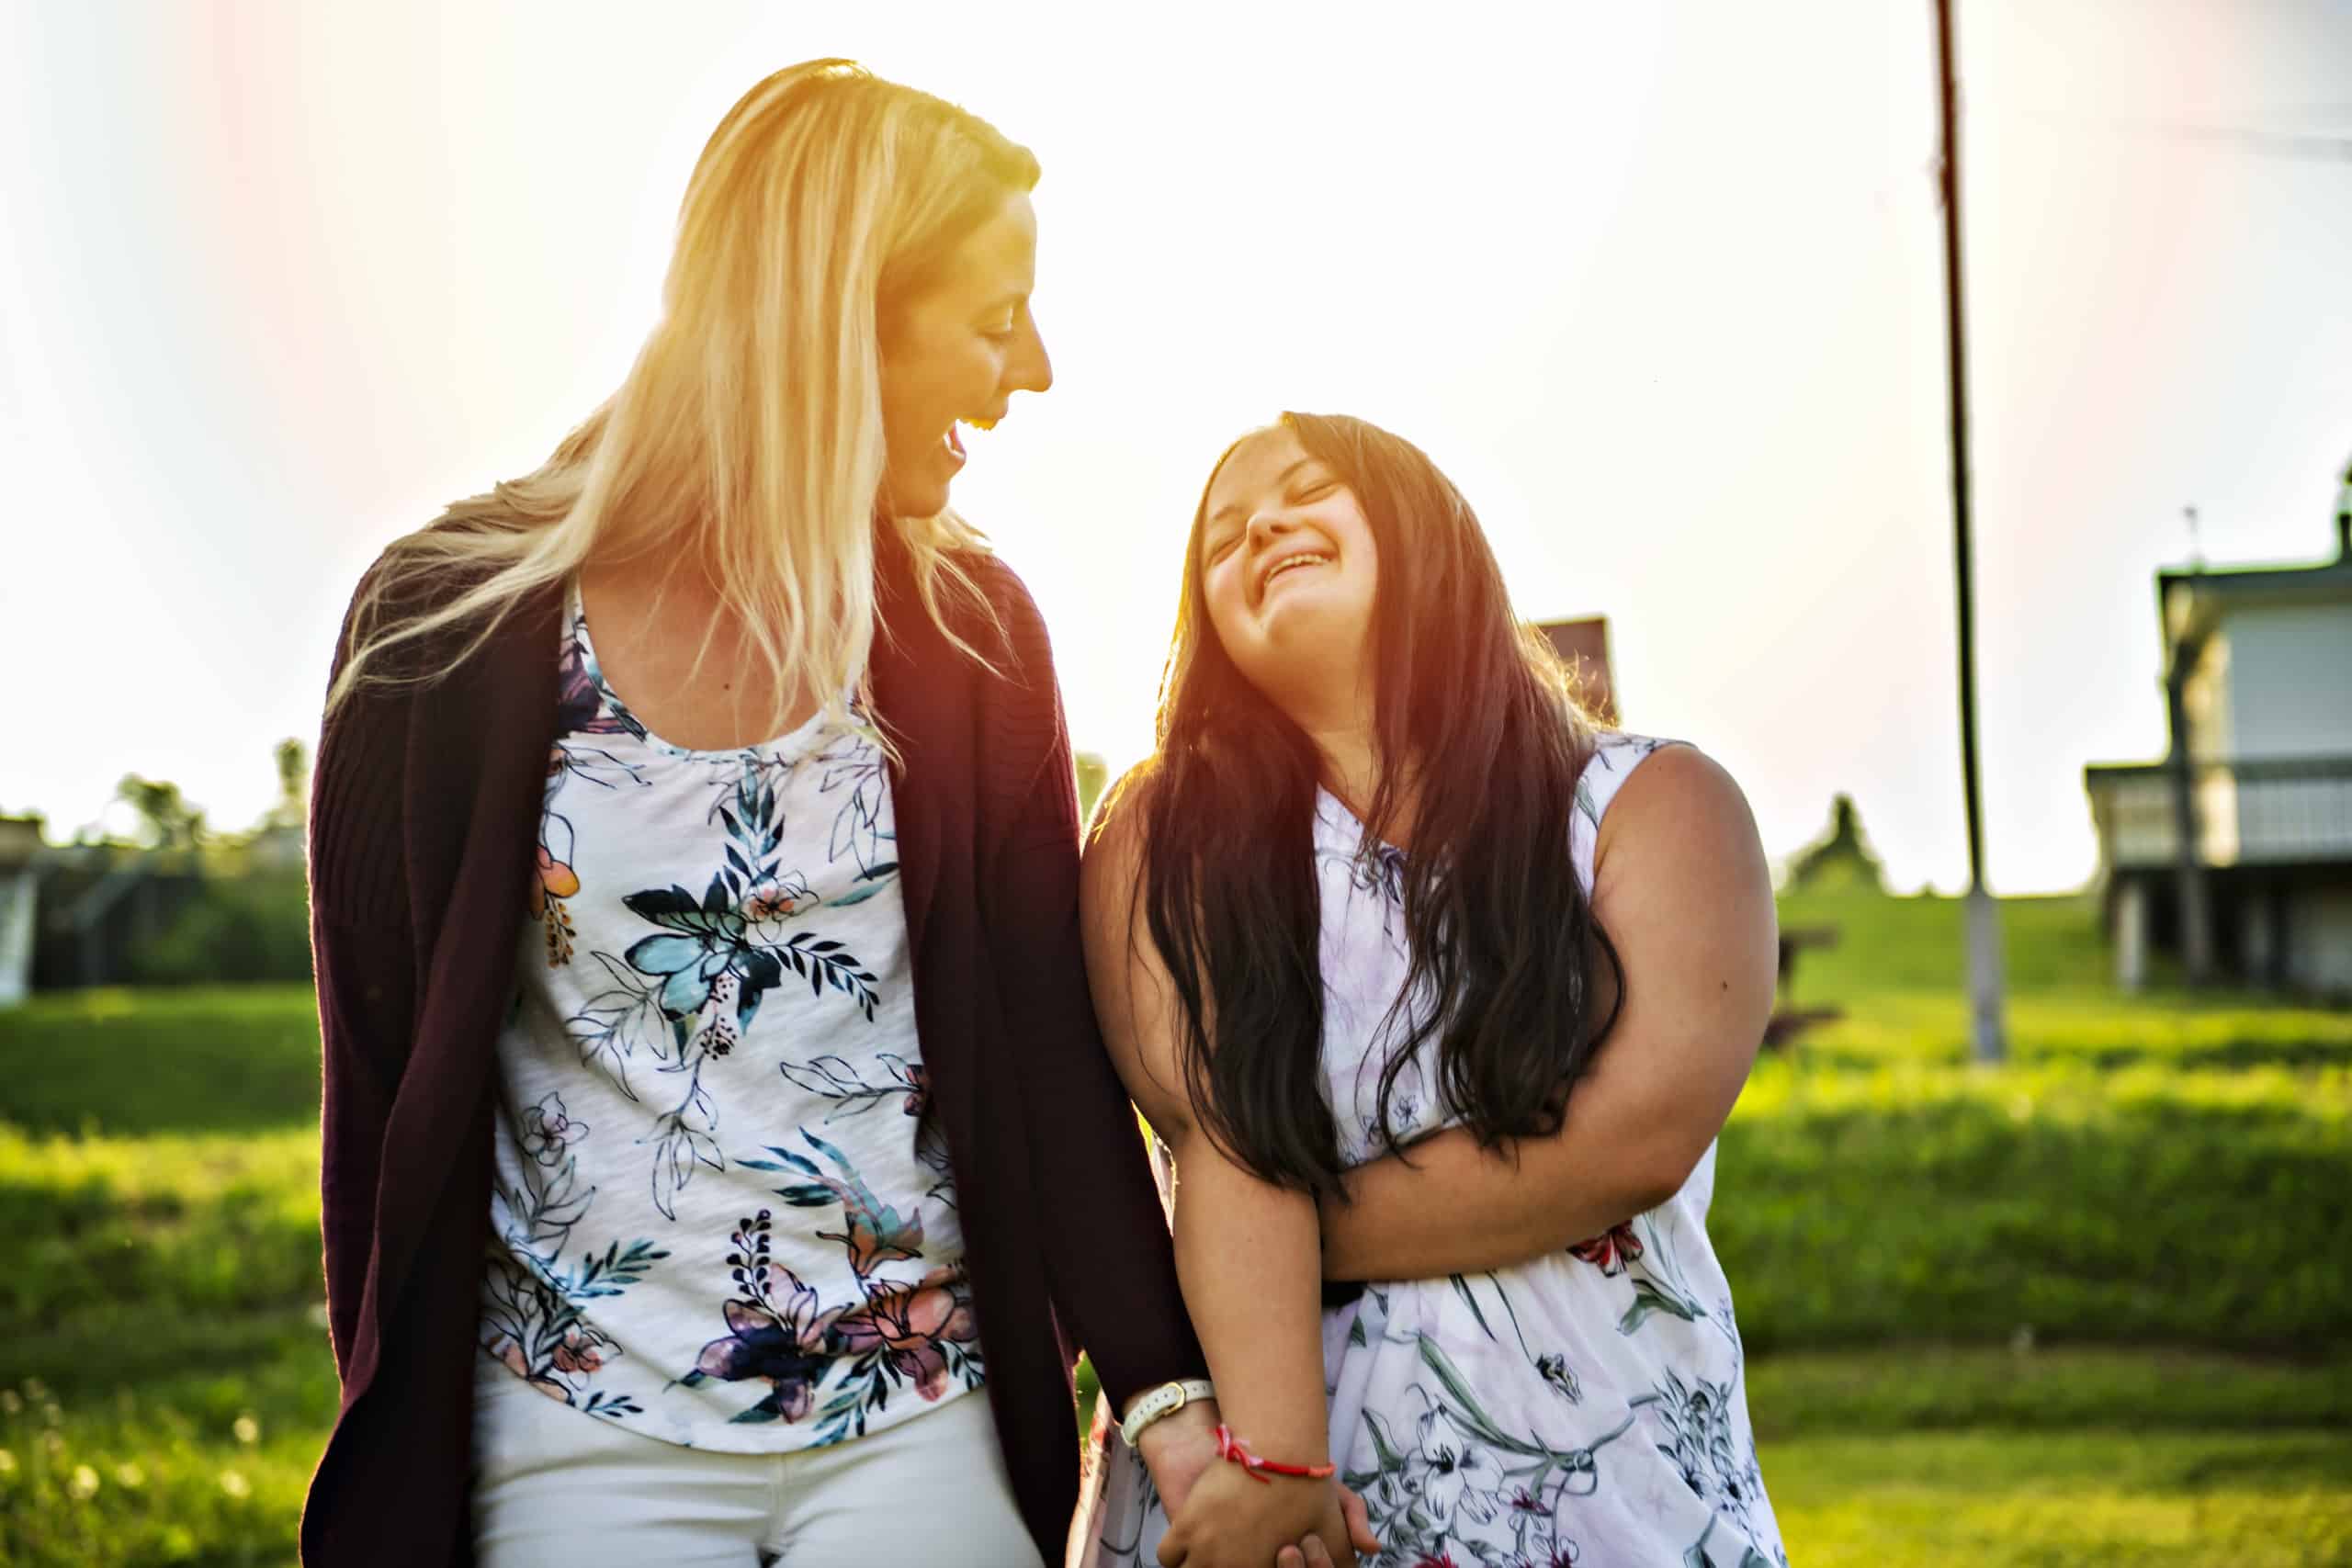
[{"xmin": 1933, "ymin": 0, "xmax": 2007, "ymax": 1062}]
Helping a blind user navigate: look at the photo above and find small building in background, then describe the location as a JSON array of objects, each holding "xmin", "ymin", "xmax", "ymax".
[
  {"xmin": 2083, "ymin": 457, "xmax": 2352, "ymax": 996},
  {"xmin": 0, "ymin": 817, "xmax": 41, "ymax": 1007},
  {"xmin": 0, "ymin": 814, "xmax": 215, "ymax": 1000},
  {"xmin": 1537, "ymin": 615, "xmax": 1618, "ymax": 725}
]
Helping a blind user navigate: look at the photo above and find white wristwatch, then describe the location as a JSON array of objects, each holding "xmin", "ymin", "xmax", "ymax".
[{"xmin": 1118, "ymin": 1378, "xmax": 1216, "ymax": 1447}]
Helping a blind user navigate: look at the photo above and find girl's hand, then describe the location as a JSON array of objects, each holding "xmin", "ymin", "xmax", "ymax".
[{"xmin": 1159, "ymin": 1459, "xmax": 1363, "ymax": 1568}]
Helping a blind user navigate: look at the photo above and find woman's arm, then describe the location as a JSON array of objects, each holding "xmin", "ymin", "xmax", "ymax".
[
  {"xmin": 1319, "ymin": 746, "xmax": 1777, "ymax": 1282},
  {"xmin": 973, "ymin": 578, "xmax": 1209, "ymax": 1414},
  {"xmin": 311, "ymin": 907, "xmax": 414, "ymax": 1375},
  {"xmin": 306, "ymin": 573, "xmax": 420, "ymax": 1379},
  {"xmin": 1081, "ymin": 802, "xmax": 1361, "ymax": 1566}
]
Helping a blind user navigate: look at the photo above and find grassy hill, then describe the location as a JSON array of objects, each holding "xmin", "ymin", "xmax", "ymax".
[{"xmin": 3, "ymin": 891, "xmax": 2348, "ymax": 1564}]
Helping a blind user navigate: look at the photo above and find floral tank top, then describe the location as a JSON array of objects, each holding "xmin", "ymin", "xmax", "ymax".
[{"xmin": 476, "ymin": 583, "xmax": 981, "ymax": 1451}]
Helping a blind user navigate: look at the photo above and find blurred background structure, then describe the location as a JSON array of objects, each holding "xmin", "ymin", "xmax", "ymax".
[{"xmin": 2086, "ymin": 468, "xmax": 2352, "ymax": 994}]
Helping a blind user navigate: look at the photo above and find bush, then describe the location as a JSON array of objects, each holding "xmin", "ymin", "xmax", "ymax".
[
  {"xmin": 0, "ymin": 1126, "xmax": 323, "ymax": 1332},
  {"xmin": 0, "ymin": 987, "xmax": 323, "ymax": 1136},
  {"xmin": 1761, "ymin": 1427, "xmax": 2352, "ymax": 1566},
  {"xmin": 129, "ymin": 876, "xmax": 311, "ymax": 987},
  {"xmin": 1713, "ymin": 1061, "xmax": 2352, "ymax": 1352},
  {"xmin": 0, "ymin": 1359, "xmax": 322, "ymax": 1568},
  {"xmin": 1785, "ymin": 990, "xmax": 2352, "ymax": 1071}
]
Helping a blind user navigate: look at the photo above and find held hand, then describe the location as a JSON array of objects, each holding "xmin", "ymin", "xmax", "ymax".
[
  {"xmin": 1159, "ymin": 1458, "xmax": 1359, "ymax": 1568},
  {"xmin": 1273, "ymin": 1485, "xmax": 1379, "ymax": 1568},
  {"xmin": 1134, "ymin": 1401, "xmax": 1222, "ymax": 1521}
]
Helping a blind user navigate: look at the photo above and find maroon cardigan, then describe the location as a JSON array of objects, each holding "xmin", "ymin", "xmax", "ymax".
[{"xmin": 300, "ymin": 533, "xmax": 1204, "ymax": 1565}]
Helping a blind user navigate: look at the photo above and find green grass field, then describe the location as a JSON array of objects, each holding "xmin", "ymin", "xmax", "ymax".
[{"xmin": 3, "ymin": 890, "xmax": 2349, "ymax": 1565}]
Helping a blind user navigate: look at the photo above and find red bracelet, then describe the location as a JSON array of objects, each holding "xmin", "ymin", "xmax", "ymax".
[{"xmin": 1213, "ymin": 1424, "xmax": 1336, "ymax": 1484}]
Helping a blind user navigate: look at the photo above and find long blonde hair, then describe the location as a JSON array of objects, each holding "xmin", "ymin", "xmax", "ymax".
[{"xmin": 326, "ymin": 59, "xmax": 1035, "ymax": 724}]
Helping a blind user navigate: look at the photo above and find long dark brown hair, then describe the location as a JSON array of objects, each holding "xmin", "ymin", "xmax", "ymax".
[{"xmin": 1102, "ymin": 412, "xmax": 1624, "ymax": 1198}]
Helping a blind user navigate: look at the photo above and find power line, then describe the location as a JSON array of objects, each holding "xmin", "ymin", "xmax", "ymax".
[{"xmin": 1989, "ymin": 103, "xmax": 2352, "ymax": 163}]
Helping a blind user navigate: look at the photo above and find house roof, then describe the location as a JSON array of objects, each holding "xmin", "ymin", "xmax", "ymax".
[
  {"xmin": 2157, "ymin": 547, "xmax": 2352, "ymax": 667},
  {"xmin": 2156, "ymin": 460, "xmax": 2352, "ymax": 635},
  {"xmin": 2156, "ymin": 556, "xmax": 2352, "ymax": 599}
]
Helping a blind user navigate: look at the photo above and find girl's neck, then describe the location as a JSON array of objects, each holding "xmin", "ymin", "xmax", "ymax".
[{"xmin": 1303, "ymin": 722, "xmax": 1420, "ymax": 850}]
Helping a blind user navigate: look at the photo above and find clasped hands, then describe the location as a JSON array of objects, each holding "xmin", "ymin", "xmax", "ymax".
[{"xmin": 1134, "ymin": 1402, "xmax": 1379, "ymax": 1568}]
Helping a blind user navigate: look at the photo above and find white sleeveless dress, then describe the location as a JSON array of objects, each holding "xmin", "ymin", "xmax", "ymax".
[{"xmin": 1071, "ymin": 734, "xmax": 1787, "ymax": 1568}]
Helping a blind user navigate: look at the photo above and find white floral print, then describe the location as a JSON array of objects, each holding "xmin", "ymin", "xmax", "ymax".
[{"xmin": 478, "ymin": 584, "xmax": 982, "ymax": 1452}]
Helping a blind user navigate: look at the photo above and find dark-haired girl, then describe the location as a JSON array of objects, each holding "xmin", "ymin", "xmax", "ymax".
[{"xmin": 1074, "ymin": 414, "xmax": 1787, "ymax": 1568}]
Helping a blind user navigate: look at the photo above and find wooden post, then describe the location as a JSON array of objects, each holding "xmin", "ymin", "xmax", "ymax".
[{"xmin": 2163, "ymin": 651, "xmax": 2216, "ymax": 985}]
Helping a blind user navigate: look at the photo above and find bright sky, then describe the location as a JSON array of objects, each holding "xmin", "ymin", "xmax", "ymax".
[{"xmin": 5, "ymin": 1, "xmax": 2348, "ymax": 892}]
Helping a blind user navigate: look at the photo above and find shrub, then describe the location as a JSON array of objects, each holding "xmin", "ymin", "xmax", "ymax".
[
  {"xmin": 128, "ymin": 877, "xmax": 311, "ymax": 987},
  {"xmin": 0, "ymin": 987, "xmax": 323, "ymax": 1136},
  {"xmin": 1713, "ymin": 1062, "xmax": 2352, "ymax": 1351}
]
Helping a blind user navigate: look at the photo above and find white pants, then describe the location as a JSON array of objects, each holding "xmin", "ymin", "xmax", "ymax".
[{"xmin": 470, "ymin": 1357, "xmax": 1046, "ymax": 1567}]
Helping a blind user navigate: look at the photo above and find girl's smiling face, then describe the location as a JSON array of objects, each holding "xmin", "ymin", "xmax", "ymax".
[{"xmin": 1195, "ymin": 426, "xmax": 1382, "ymax": 714}]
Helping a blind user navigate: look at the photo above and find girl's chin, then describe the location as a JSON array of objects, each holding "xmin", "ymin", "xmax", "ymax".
[
  {"xmin": 1236, "ymin": 616, "xmax": 1371, "ymax": 690},
  {"xmin": 1256, "ymin": 590, "xmax": 1362, "ymax": 642}
]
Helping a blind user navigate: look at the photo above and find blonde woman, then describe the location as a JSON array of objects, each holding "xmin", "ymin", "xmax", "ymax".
[{"xmin": 303, "ymin": 62, "xmax": 1227, "ymax": 1567}]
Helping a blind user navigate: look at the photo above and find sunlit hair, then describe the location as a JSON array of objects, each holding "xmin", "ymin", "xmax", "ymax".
[
  {"xmin": 326, "ymin": 59, "xmax": 1038, "ymax": 723},
  {"xmin": 1102, "ymin": 412, "xmax": 1624, "ymax": 1197}
]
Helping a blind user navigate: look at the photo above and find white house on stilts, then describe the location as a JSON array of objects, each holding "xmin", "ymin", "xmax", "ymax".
[{"xmin": 2084, "ymin": 455, "xmax": 2352, "ymax": 998}]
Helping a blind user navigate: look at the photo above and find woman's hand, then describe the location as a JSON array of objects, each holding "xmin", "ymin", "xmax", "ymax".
[
  {"xmin": 1135, "ymin": 1402, "xmax": 1222, "ymax": 1521},
  {"xmin": 1277, "ymin": 1488, "xmax": 1380, "ymax": 1568},
  {"xmin": 1158, "ymin": 1458, "xmax": 1363, "ymax": 1568}
]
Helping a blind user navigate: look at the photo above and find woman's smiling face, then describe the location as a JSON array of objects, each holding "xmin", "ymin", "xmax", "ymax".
[
  {"xmin": 876, "ymin": 190, "xmax": 1052, "ymax": 521},
  {"xmin": 1196, "ymin": 426, "xmax": 1382, "ymax": 713}
]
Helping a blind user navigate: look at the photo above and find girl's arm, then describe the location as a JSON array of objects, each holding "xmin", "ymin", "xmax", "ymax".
[
  {"xmin": 1319, "ymin": 746, "xmax": 1777, "ymax": 1282},
  {"xmin": 1081, "ymin": 803, "xmax": 1362, "ymax": 1567}
]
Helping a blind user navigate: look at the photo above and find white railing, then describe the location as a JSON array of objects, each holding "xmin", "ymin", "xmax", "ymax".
[{"xmin": 2086, "ymin": 757, "xmax": 2352, "ymax": 869}]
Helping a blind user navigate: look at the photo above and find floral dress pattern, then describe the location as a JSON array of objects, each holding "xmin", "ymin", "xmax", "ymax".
[
  {"xmin": 1075, "ymin": 734, "xmax": 1786, "ymax": 1567},
  {"xmin": 477, "ymin": 583, "xmax": 982, "ymax": 1451}
]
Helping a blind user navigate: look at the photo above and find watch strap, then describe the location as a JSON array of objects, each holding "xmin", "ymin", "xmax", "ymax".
[{"xmin": 1118, "ymin": 1377, "xmax": 1216, "ymax": 1447}]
